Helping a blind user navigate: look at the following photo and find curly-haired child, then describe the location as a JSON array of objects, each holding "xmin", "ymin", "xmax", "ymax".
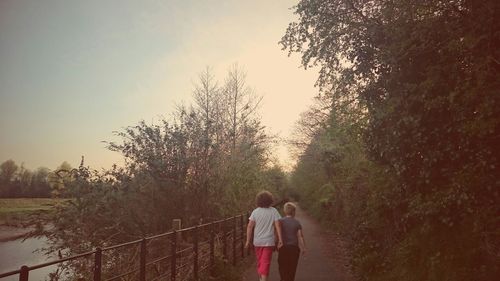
[{"xmin": 245, "ymin": 191, "xmax": 283, "ymax": 281}]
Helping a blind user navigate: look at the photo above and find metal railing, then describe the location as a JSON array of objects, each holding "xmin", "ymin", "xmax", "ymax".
[{"xmin": 0, "ymin": 212, "xmax": 251, "ymax": 281}]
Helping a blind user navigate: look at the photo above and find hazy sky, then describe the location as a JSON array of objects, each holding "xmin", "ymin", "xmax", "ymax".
[{"xmin": 0, "ymin": 0, "xmax": 318, "ymax": 171}]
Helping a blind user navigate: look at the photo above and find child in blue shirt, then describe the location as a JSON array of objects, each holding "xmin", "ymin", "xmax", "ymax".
[{"xmin": 278, "ymin": 202, "xmax": 307, "ymax": 281}]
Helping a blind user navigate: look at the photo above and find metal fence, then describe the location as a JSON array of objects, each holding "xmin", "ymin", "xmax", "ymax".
[{"xmin": 0, "ymin": 213, "xmax": 251, "ymax": 281}]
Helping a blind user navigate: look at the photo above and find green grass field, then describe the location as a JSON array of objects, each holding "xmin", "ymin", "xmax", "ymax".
[{"xmin": 0, "ymin": 198, "xmax": 63, "ymax": 225}]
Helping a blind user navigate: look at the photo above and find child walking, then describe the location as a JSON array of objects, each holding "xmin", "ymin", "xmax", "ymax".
[
  {"xmin": 245, "ymin": 191, "xmax": 283, "ymax": 281},
  {"xmin": 278, "ymin": 202, "xmax": 307, "ymax": 281}
]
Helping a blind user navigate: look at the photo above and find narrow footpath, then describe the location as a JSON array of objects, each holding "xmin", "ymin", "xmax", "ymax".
[{"xmin": 241, "ymin": 205, "xmax": 354, "ymax": 281}]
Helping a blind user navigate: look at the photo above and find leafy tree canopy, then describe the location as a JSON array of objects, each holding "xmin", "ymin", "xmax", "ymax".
[{"xmin": 283, "ymin": 1, "xmax": 499, "ymax": 280}]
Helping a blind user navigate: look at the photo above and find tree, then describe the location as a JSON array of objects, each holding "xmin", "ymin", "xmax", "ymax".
[
  {"xmin": 105, "ymin": 65, "xmax": 276, "ymax": 219},
  {"xmin": 32, "ymin": 167, "xmax": 51, "ymax": 197},
  {"xmin": 0, "ymin": 159, "xmax": 19, "ymax": 197},
  {"xmin": 0, "ymin": 159, "xmax": 18, "ymax": 182},
  {"xmin": 289, "ymin": 94, "xmax": 333, "ymax": 159},
  {"xmin": 283, "ymin": 1, "xmax": 500, "ymax": 280},
  {"xmin": 17, "ymin": 164, "xmax": 33, "ymax": 197},
  {"xmin": 223, "ymin": 64, "xmax": 263, "ymax": 153},
  {"xmin": 48, "ymin": 161, "xmax": 74, "ymax": 198}
]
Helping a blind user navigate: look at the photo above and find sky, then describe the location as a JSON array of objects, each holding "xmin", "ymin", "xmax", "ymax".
[{"xmin": 0, "ymin": 0, "xmax": 319, "ymax": 171}]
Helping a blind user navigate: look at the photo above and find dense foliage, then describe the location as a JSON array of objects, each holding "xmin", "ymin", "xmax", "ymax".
[{"xmin": 283, "ymin": 0, "xmax": 499, "ymax": 280}]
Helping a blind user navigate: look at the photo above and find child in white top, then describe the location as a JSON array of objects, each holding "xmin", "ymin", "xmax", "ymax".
[{"xmin": 245, "ymin": 191, "xmax": 283, "ymax": 281}]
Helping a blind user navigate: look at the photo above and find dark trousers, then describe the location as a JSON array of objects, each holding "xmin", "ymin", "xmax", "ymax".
[{"xmin": 278, "ymin": 245, "xmax": 300, "ymax": 281}]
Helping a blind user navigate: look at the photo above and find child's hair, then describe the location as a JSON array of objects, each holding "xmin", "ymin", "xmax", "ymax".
[
  {"xmin": 283, "ymin": 202, "xmax": 296, "ymax": 216},
  {"xmin": 256, "ymin": 190, "xmax": 274, "ymax": 208}
]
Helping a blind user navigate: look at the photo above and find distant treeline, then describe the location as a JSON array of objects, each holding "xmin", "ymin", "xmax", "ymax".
[
  {"xmin": 0, "ymin": 159, "xmax": 51, "ymax": 198},
  {"xmin": 0, "ymin": 159, "xmax": 73, "ymax": 198}
]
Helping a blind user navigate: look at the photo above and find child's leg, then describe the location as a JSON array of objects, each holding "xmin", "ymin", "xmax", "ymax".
[
  {"xmin": 278, "ymin": 247, "xmax": 286, "ymax": 280},
  {"xmin": 255, "ymin": 247, "xmax": 273, "ymax": 279},
  {"xmin": 279, "ymin": 245, "xmax": 301, "ymax": 281},
  {"xmin": 254, "ymin": 247, "xmax": 264, "ymax": 280},
  {"xmin": 278, "ymin": 245, "xmax": 291, "ymax": 281},
  {"xmin": 289, "ymin": 246, "xmax": 300, "ymax": 281}
]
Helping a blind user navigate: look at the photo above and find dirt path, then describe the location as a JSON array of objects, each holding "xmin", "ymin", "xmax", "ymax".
[{"xmin": 241, "ymin": 205, "xmax": 355, "ymax": 281}]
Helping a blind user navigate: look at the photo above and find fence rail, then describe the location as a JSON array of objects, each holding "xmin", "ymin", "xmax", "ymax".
[{"xmin": 0, "ymin": 212, "xmax": 252, "ymax": 281}]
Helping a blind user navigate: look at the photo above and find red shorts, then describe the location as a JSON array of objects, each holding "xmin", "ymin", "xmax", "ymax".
[{"xmin": 254, "ymin": 246, "xmax": 274, "ymax": 276}]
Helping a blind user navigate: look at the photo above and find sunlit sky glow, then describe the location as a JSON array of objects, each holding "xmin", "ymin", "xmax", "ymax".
[{"xmin": 0, "ymin": 0, "xmax": 318, "ymax": 171}]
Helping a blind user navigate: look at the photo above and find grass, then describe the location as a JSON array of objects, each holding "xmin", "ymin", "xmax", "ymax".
[{"xmin": 0, "ymin": 198, "xmax": 63, "ymax": 225}]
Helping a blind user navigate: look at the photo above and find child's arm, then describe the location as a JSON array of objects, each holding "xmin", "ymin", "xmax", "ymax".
[
  {"xmin": 274, "ymin": 227, "xmax": 279, "ymax": 248},
  {"xmin": 274, "ymin": 220, "xmax": 284, "ymax": 248},
  {"xmin": 298, "ymin": 229, "xmax": 307, "ymax": 255},
  {"xmin": 245, "ymin": 220, "xmax": 256, "ymax": 249}
]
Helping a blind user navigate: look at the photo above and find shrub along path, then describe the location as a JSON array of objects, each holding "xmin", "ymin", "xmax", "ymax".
[{"xmin": 241, "ymin": 205, "xmax": 355, "ymax": 281}]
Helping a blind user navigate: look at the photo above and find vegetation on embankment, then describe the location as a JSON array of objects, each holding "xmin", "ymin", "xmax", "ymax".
[
  {"xmin": 283, "ymin": 1, "xmax": 499, "ymax": 281},
  {"xmin": 23, "ymin": 65, "xmax": 288, "ymax": 280},
  {"xmin": 207, "ymin": 257, "xmax": 254, "ymax": 281}
]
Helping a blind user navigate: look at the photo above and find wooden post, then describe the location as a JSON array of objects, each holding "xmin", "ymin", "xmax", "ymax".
[
  {"xmin": 172, "ymin": 219, "xmax": 181, "ymax": 230},
  {"xmin": 193, "ymin": 226, "xmax": 199, "ymax": 280},
  {"xmin": 19, "ymin": 266, "xmax": 29, "ymax": 281},
  {"xmin": 240, "ymin": 215, "xmax": 244, "ymax": 258},
  {"xmin": 232, "ymin": 217, "xmax": 237, "ymax": 265},
  {"xmin": 93, "ymin": 248, "xmax": 102, "ymax": 281},
  {"xmin": 209, "ymin": 224, "xmax": 215, "ymax": 276},
  {"xmin": 246, "ymin": 212, "xmax": 252, "ymax": 256},
  {"xmin": 172, "ymin": 219, "xmax": 182, "ymax": 242},
  {"xmin": 171, "ymin": 231, "xmax": 177, "ymax": 281},
  {"xmin": 222, "ymin": 219, "xmax": 227, "ymax": 262},
  {"xmin": 139, "ymin": 238, "xmax": 147, "ymax": 281}
]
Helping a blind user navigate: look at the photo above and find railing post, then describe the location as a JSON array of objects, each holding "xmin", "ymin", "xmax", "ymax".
[
  {"xmin": 172, "ymin": 219, "xmax": 182, "ymax": 242},
  {"xmin": 93, "ymin": 248, "xmax": 102, "ymax": 281},
  {"xmin": 19, "ymin": 266, "xmax": 28, "ymax": 281},
  {"xmin": 193, "ymin": 226, "xmax": 199, "ymax": 280},
  {"xmin": 222, "ymin": 220, "xmax": 227, "ymax": 262},
  {"xmin": 240, "ymin": 215, "xmax": 244, "ymax": 258},
  {"xmin": 232, "ymin": 217, "xmax": 237, "ymax": 265},
  {"xmin": 209, "ymin": 224, "xmax": 215, "ymax": 276},
  {"xmin": 246, "ymin": 212, "xmax": 252, "ymax": 256},
  {"xmin": 140, "ymin": 238, "xmax": 147, "ymax": 281},
  {"xmin": 171, "ymin": 231, "xmax": 177, "ymax": 281}
]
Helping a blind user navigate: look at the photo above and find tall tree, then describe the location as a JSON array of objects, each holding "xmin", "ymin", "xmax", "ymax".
[
  {"xmin": 223, "ymin": 64, "xmax": 263, "ymax": 154},
  {"xmin": 32, "ymin": 167, "xmax": 51, "ymax": 197},
  {"xmin": 0, "ymin": 159, "xmax": 19, "ymax": 197},
  {"xmin": 0, "ymin": 159, "xmax": 18, "ymax": 183}
]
